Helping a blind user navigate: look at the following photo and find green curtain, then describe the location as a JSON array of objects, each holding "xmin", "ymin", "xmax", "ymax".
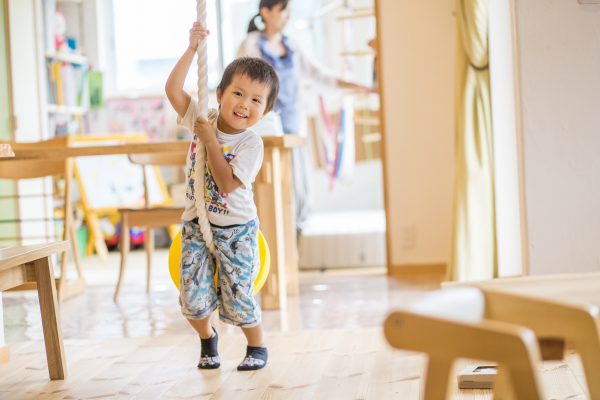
[
  {"xmin": 1, "ymin": 0, "xmax": 11, "ymax": 140},
  {"xmin": 0, "ymin": 0, "xmax": 18, "ymax": 245},
  {"xmin": 449, "ymin": 0, "xmax": 497, "ymax": 281}
]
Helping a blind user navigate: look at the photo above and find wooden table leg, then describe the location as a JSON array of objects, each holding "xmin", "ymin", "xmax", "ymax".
[
  {"xmin": 145, "ymin": 227, "xmax": 154, "ymax": 293},
  {"xmin": 0, "ymin": 345, "xmax": 8, "ymax": 364},
  {"xmin": 34, "ymin": 256, "xmax": 67, "ymax": 380},
  {"xmin": 255, "ymin": 147, "xmax": 287, "ymax": 310},
  {"xmin": 114, "ymin": 213, "xmax": 130, "ymax": 302},
  {"xmin": 89, "ymin": 213, "xmax": 109, "ymax": 261},
  {"xmin": 280, "ymin": 149, "xmax": 299, "ymax": 296},
  {"xmin": 56, "ymin": 159, "xmax": 86, "ymax": 301}
]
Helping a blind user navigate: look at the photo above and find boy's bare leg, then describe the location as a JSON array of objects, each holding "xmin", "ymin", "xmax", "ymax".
[
  {"xmin": 188, "ymin": 316, "xmax": 220, "ymax": 369},
  {"xmin": 187, "ymin": 316, "xmax": 214, "ymax": 339},
  {"xmin": 241, "ymin": 324, "xmax": 265, "ymax": 347}
]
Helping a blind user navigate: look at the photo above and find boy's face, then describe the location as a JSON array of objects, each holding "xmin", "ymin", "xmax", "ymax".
[{"xmin": 216, "ymin": 74, "xmax": 271, "ymax": 133}]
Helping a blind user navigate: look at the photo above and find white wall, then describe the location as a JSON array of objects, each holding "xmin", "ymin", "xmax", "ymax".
[
  {"xmin": 9, "ymin": 0, "xmax": 55, "ymax": 245},
  {"xmin": 9, "ymin": 0, "xmax": 44, "ymax": 141},
  {"xmin": 1, "ymin": 0, "xmax": 10, "ymax": 348},
  {"xmin": 3, "ymin": 0, "xmax": 50, "ymax": 347},
  {"xmin": 376, "ymin": 0, "xmax": 455, "ymax": 268},
  {"xmin": 310, "ymin": 160, "xmax": 384, "ymax": 212},
  {"xmin": 489, "ymin": 0, "xmax": 524, "ymax": 277},
  {"xmin": 516, "ymin": 0, "xmax": 600, "ymax": 274}
]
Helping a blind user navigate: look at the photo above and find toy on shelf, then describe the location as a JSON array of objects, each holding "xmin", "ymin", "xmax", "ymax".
[{"xmin": 54, "ymin": 10, "xmax": 67, "ymax": 52}]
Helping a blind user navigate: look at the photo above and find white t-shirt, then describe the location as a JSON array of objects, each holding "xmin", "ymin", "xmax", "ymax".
[{"xmin": 178, "ymin": 100, "xmax": 264, "ymax": 226}]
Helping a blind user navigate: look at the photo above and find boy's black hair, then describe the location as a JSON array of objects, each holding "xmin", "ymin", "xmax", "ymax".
[{"xmin": 217, "ymin": 57, "xmax": 279, "ymax": 113}]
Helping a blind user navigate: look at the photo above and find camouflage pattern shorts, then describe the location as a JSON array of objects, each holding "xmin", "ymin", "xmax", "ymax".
[{"xmin": 179, "ymin": 218, "xmax": 261, "ymax": 327}]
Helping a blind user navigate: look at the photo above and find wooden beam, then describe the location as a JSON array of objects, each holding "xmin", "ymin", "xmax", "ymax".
[
  {"xmin": 388, "ymin": 263, "xmax": 446, "ymax": 280},
  {"xmin": 6, "ymin": 142, "xmax": 190, "ymax": 160}
]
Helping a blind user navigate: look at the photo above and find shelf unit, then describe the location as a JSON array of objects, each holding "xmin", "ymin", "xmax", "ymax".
[
  {"xmin": 38, "ymin": 0, "xmax": 90, "ymax": 268},
  {"xmin": 337, "ymin": 8, "xmax": 374, "ymax": 21},
  {"xmin": 45, "ymin": 51, "xmax": 87, "ymax": 65},
  {"xmin": 41, "ymin": 0, "xmax": 90, "ymax": 136},
  {"xmin": 46, "ymin": 104, "xmax": 88, "ymax": 115},
  {"xmin": 339, "ymin": 50, "xmax": 375, "ymax": 57}
]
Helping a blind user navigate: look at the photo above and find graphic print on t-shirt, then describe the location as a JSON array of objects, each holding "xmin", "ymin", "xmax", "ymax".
[
  {"xmin": 186, "ymin": 139, "xmax": 241, "ymax": 219},
  {"xmin": 204, "ymin": 145, "xmax": 236, "ymax": 217},
  {"xmin": 185, "ymin": 141, "xmax": 198, "ymax": 203}
]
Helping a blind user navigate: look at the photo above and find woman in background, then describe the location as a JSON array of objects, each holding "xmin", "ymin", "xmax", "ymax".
[{"xmin": 238, "ymin": 0, "xmax": 368, "ymax": 231}]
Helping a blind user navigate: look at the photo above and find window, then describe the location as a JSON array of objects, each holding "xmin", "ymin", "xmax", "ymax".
[{"xmin": 110, "ymin": 0, "xmax": 222, "ymax": 95}]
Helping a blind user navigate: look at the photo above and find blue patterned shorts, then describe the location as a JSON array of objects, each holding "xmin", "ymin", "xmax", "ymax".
[{"xmin": 179, "ymin": 218, "xmax": 261, "ymax": 327}]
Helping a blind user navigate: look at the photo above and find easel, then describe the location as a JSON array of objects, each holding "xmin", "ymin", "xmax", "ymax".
[{"xmin": 68, "ymin": 134, "xmax": 173, "ymax": 259}]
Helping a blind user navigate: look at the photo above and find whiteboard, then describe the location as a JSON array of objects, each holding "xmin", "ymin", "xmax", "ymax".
[{"xmin": 75, "ymin": 155, "xmax": 167, "ymax": 210}]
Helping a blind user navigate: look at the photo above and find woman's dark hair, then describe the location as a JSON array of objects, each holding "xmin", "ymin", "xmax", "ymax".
[
  {"xmin": 217, "ymin": 57, "xmax": 280, "ymax": 113},
  {"xmin": 247, "ymin": 0, "xmax": 289, "ymax": 33}
]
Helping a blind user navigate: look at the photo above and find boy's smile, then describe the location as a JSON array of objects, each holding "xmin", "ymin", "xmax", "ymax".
[{"xmin": 216, "ymin": 74, "xmax": 271, "ymax": 134}]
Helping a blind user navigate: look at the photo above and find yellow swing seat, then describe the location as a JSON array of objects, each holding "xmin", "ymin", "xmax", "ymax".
[{"xmin": 168, "ymin": 229, "xmax": 270, "ymax": 295}]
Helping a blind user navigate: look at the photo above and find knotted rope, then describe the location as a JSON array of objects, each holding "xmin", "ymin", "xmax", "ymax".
[{"xmin": 193, "ymin": 0, "xmax": 216, "ymax": 255}]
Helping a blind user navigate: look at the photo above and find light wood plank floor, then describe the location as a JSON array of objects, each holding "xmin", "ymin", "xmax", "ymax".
[
  {"xmin": 0, "ymin": 329, "xmax": 588, "ymax": 400},
  {"xmin": 0, "ymin": 250, "xmax": 590, "ymax": 399},
  {"xmin": 2, "ymin": 250, "xmax": 435, "ymax": 342}
]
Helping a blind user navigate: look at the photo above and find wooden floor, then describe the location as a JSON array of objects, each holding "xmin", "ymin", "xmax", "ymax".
[
  {"xmin": 2, "ymin": 250, "xmax": 435, "ymax": 343},
  {"xmin": 0, "ymin": 250, "xmax": 590, "ymax": 399},
  {"xmin": 0, "ymin": 329, "xmax": 588, "ymax": 399}
]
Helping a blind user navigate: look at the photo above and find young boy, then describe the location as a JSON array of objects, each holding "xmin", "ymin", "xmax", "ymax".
[{"xmin": 165, "ymin": 21, "xmax": 279, "ymax": 371}]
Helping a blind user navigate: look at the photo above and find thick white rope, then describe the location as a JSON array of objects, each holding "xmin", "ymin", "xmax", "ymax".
[{"xmin": 193, "ymin": 0, "xmax": 217, "ymax": 255}]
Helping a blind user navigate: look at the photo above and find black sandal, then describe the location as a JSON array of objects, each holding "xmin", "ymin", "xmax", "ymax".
[
  {"xmin": 197, "ymin": 328, "xmax": 220, "ymax": 369},
  {"xmin": 237, "ymin": 346, "xmax": 268, "ymax": 371}
]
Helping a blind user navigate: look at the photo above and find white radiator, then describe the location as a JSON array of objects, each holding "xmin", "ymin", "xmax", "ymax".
[{"xmin": 298, "ymin": 210, "xmax": 386, "ymax": 269}]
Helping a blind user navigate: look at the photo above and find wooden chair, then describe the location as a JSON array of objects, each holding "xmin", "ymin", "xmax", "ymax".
[
  {"xmin": 467, "ymin": 282, "xmax": 600, "ymax": 399},
  {"xmin": 113, "ymin": 152, "xmax": 186, "ymax": 301},
  {"xmin": 0, "ymin": 138, "xmax": 85, "ymax": 300},
  {"xmin": 384, "ymin": 287, "xmax": 547, "ymax": 399},
  {"xmin": 0, "ymin": 241, "xmax": 70, "ymax": 379}
]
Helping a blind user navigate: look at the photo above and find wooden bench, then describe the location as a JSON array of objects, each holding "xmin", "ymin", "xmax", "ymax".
[
  {"xmin": 0, "ymin": 138, "xmax": 85, "ymax": 300},
  {"xmin": 384, "ymin": 287, "xmax": 547, "ymax": 399},
  {"xmin": 0, "ymin": 241, "xmax": 69, "ymax": 380},
  {"xmin": 386, "ymin": 284, "xmax": 597, "ymax": 399},
  {"xmin": 452, "ymin": 274, "xmax": 600, "ymax": 398}
]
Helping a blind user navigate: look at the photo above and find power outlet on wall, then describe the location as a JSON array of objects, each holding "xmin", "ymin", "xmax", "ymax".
[{"xmin": 400, "ymin": 225, "xmax": 417, "ymax": 250}]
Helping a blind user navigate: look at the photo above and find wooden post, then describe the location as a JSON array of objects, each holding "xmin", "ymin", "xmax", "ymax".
[
  {"xmin": 255, "ymin": 147, "xmax": 287, "ymax": 310},
  {"xmin": 280, "ymin": 147, "xmax": 299, "ymax": 295}
]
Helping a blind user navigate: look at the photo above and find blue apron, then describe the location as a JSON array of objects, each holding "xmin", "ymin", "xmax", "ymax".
[{"xmin": 258, "ymin": 34, "xmax": 299, "ymax": 134}]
